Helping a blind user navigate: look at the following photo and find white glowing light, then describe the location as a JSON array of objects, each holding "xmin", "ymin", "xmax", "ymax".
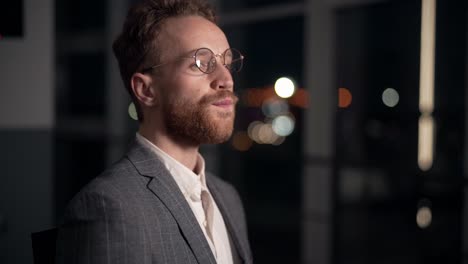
[
  {"xmin": 419, "ymin": 0, "xmax": 436, "ymax": 113},
  {"xmin": 418, "ymin": 115, "xmax": 435, "ymax": 171},
  {"xmin": 128, "ymin": 102, "xmax": 138, "ymax": 121},
  {"xmin": 274, "ymin": 77, "xmax": 296, "ymax": 98},
  {"xmin": 416, "ymin": 206, "xmax": 432, "ymax": 229},
  {"xmin": 417, "ymin": 0, "xmax": 436, "ymax": 172},
  {"xmin": 272, "ymin": 115, "xmax": 295, "ymax": 136},
  {"xmin": 382, "ymin": 88, "xmax": 400, "ymax": 107}
]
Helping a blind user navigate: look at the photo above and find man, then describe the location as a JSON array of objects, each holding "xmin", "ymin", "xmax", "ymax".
[{"xmin": 56, "ymin": 0, "xmax": 252, "ymax": 263}]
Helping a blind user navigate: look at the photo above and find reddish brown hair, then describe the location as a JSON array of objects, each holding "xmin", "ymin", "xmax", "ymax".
[{"xmin": 112, "ymin": 0, "xmax": 216, "ymax": 121}]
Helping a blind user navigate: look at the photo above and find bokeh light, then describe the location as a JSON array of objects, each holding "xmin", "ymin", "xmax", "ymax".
[
  {"xmin": 272, "ymin": 136, "xmax": 286, "ymax": 146},
  {"xmin": 338, "ymin": 88, "xmax": 352, "ymax": 108},
  {"xmin": 274, "ymin": 77, "xmax": 296, "ymax": 98},
  {"xmin": 418, "ymin": 115, "xmax": 434, "ymax": 171},
  {"xmin": 128, "ymin": 102, "xmax": 138, "ymax": 121},
  {"xmin": 261, "ymin": 99, "xmax": 289, "ymax": 118},
  {"xmin": 247, "ymin": 121, "xmax": 286, "ymax": 145},
  {"xmin": 258, "ymin": 123, "xmax": 278, "ymax": 144},
  {"xmin": 416, "ymin": 206, "xmax": 432, "ymax": 229},
  {"xmin": 272, "ymin": 115, "xmax": 295, "ymax": 136},
  {"xmin": 232, "ymin": 131, "xmax": 253, "ymax": 151},
  {"xmin": 248, "ymin": 121, "xmax": 262, "ymax": 141},
  {"xmin": 382, "ymin": 88, "xmax": 400, "ymax": 107}
]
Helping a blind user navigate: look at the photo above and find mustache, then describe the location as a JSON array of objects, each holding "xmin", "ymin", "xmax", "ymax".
[{"xmin": 199, "ymin": 90, "xmax": 239, "ymax": 105}]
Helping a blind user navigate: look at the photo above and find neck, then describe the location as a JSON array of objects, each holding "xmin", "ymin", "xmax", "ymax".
[{"xmin": 138, "ymin": 123, "xmax": 200, "ymax": 171}]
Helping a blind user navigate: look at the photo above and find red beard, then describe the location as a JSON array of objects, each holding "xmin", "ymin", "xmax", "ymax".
[{"xmin": 163, "ymin": 90, "xmax": 238, "ymax": 144}]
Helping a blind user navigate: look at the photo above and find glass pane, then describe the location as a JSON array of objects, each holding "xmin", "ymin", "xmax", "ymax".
[
  {"xmin": 335, "ymin": 1, "xmax": 466, "ymax": 263},
  {"xmin": 221, "ymin": 16, "xmax": 304, "ymax": 264}
]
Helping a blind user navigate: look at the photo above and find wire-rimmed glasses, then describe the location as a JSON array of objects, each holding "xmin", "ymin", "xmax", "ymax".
[{"xmin": 141, "ymin": 48, "xmax": 244, "ymax": 74}]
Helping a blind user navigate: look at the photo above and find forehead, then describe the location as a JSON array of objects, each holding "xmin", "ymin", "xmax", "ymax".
[{"xmin": 158, "ymin": 16, "xmax": 230, "ymax": 58}]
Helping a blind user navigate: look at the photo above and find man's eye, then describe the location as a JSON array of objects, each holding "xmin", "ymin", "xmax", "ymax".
[
  {"xmin": 196, "ymin": 59, "xmax": 210, "ymax": 68},
  {"xmin": 190, "ymin": 64, "xmax": 199, "ymax": 71}
]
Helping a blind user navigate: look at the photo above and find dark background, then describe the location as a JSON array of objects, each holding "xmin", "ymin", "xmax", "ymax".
[{"xmin": 1, "ymin": 0, "xmax": 468, "ymax": 263}]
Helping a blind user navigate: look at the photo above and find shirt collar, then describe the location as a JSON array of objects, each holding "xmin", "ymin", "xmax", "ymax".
[{"xmin": 136, "ymin": 133, "xmax": 207, "ymax": 201}]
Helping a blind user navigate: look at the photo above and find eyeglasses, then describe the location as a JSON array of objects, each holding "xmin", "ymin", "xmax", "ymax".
[{"xmin": 141, "ymin": 48, "xmax": 244, "ymax": 74}]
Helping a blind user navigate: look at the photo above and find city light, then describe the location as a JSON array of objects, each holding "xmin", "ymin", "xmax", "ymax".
[
  {"xmin": 128, "ymin": 102, "xmax": 138, "ymax": 121},
  {"xmin": 272, "ymin": 136, "xmax": 285, "ymax": 146},
  {"xmin": 382, "ymin": 88, "xmax": 399, "ymax": 107},
  {"xmin": 417, "ymin": 0, "xmax": 436, "ymax": 171},
  {"xmin": 258, "ymin": 123, "xmax": 278, "ymax": 144},
  {"xmin": 247, "ymin": 120, "xmax": 289, "ymax": 145},
  {"xmin": 274, "ymin": 77, "xmax": 296, "ymax": 98},
  {"xmin": 418, "ymin": 115, "xmax": 435, "ymax": 171},
  {"xmin": 416, "ymin": 206, "xmax": 432, "ymax": 229},
  {"xmin": 338, "ymin": 88, "xmax": 352, "ymax": 108},
  {"xmin": 419, "ymin": 0, "xmax": 436, "ymax": 113},
  {"xmin": 272, "ymin": 115, "xmax": 295, "ymax": 137},
  {"xmin": 232, "ymin": 131, "xmax": 253, "ymax": 151},
  {"xmin": 261, "ymin": 98, "xmax": 289, "ymax": 118}
]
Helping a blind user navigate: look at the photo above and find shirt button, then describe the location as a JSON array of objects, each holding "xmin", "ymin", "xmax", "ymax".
[
  {"xmin": 190, "ymin": 193, "xmax": 201, "ymax": 202},
  {"xmin": 203, "ymin": 220, "xmax": 207, "ymax": 226}
]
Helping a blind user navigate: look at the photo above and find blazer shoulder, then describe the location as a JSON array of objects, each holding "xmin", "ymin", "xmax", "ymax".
[{"xmin": 64, "ymin": 157, "xmax": 148, "ymax": 214}]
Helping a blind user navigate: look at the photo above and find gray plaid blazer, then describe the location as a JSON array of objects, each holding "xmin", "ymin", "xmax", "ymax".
[{"xmin": 56, "ymin": 140, "xmax": 252, "ymax": 264}]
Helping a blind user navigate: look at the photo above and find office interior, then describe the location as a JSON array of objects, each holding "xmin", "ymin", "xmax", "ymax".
[{"xmin": 1, "ymin": 0, "xmax": 467, "ymax": 263}]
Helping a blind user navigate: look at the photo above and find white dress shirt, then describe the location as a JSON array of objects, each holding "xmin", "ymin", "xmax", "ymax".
[{"xmin": 136, "ymin": 133, "xmax": 233, "ymax": 264}]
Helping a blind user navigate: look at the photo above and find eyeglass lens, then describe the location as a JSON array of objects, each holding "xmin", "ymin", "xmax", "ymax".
[{"xmin": 194, "ymin": 48, "xmax": 243, "ymax": 74}]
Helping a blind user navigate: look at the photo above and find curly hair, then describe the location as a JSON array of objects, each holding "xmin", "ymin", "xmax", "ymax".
[{"xmin": 112, "ymin": 0, "xmax": 216, "ymax": 121}]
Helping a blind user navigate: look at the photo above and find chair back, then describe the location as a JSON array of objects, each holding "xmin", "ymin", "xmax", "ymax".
[{"xmin": 31, "ymin": 228, "xmax": 57, "ymax": 264}]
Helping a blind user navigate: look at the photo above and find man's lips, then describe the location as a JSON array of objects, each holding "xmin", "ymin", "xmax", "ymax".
[{"xmin": 212, "ymin": 98, "xmax": 234, "ymax": 107}]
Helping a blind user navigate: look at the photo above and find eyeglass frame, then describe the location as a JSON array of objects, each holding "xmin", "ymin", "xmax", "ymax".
[{"xmin": 140, "ymin": 47, "xmax": 244, "ymax": 74}]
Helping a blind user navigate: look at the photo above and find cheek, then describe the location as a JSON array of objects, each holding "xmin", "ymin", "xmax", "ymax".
[
  {"xmin": 163, "ymin": 74, "xmax": 210, "ymax": 103},
  {"xmin": 165, "ymin": 88, "xmax": 199, "ymax": 108},
  {"xmin": 177, "ymin": 81, "xmax": 206, "ymax": 100}
]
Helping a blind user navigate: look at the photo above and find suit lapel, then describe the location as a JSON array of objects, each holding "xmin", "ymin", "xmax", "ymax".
[
  {"xmin": 207, "ymin": 178, "xmax": 249, "ymax": 264},
  {"xmin": 125, "ymin": 141, "xmax": 216, "ymax": 264}
]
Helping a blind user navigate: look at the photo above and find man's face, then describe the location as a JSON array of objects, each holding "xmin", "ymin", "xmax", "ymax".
[{"xmin": 151, "ymin": 16, "xmax": 238, "ymax": 145}]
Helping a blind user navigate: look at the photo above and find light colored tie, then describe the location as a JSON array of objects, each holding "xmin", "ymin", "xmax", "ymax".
[
  {"xmin": 200, "ymin": 189, "xmax": 214, "ymax": 242},
  {"xmin": 189, "ymin": 183, "xmax": 215, "ymax": 245}
]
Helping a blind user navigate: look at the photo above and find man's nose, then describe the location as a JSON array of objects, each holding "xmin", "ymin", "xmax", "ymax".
[{"xmin": 210, "ymin": 62, "xmax": 234, "ymax": 90}]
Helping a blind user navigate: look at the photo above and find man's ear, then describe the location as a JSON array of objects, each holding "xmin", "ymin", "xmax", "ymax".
[{"xmin": 130, "ymin": 72, "xmax": 159, "ymax": 107}]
